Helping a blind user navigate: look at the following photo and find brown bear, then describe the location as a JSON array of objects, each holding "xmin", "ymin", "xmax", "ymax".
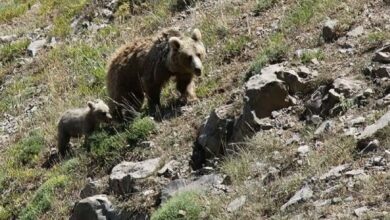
[
  {"xmin": 57, "ymin": 99, "xmax": 112, "ymax": 156},
  {"xmin": 106, "ymin": 28, "xmax": 206, "ymax": 120}
]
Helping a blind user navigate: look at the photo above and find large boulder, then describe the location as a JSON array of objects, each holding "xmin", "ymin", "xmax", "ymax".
[
  {"xmin": 70, "ymin": 195, "xmax": 118, "ymax": 220},
  {"xmin": 357, "ymin": 109, "xmax": 390, "ymax": 151},
  {"xmin": 109, "ymin": 158, "xmax": 161, "ymax": 195}
]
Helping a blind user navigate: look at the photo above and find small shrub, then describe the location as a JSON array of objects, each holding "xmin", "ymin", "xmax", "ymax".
[
  {"xmin": 300, "ymin": 49, "xmax": 324, "ymax": 63},
  {"xmin": 11, "ymin": 131, "xmax": 45, "ymax": 166},
  {"xmin": 126, "ymin": 116, "xmax": 156, "ymax": 144},
  {"xmin": 19, "ymin": 175, "xmax": 68, "ymax": 220},
  {"xmin": 0, "ymin": 39, "xmax": 30, "ymax": 64},
  {"xmin": 151, "ymin": 191, "xmax": 203, "ymax": 220}
]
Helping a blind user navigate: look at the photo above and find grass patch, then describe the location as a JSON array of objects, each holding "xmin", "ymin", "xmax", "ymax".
[
  {"xmin": 249, "ymin": 32, "xmax": 289, "ymax": 76},
  {"xmin": 224, "ymin": 35, "xmax": 251, "ymax": 58},
  {"xmin": 151, "ymin": 191, "xmax": 204, "ymax": 220},
  {"xmin": 19, "ymin": 175, "xmax": 68, "ymax": 220},
  {"xmin": 363, "ymin": 31, "xmax": 390, "ymax": 45},
  {"xmin": 199, "ymin": 18, "xmax": 228, "ymax": 48},
  {"xmin": 0, "ymin": 0, "xmax": 34, "ymax": 23},
  {"xmin": 0, "ymin": 39, "xmax": 30, "ymax": 64},
  {"xmin": 8, "ymin": 130, "xmax": 45, "ymax": 167},
  {"xmin": 300, "ymin": 49, "xmax": 324, "ymax": 63},
  {"xmin": 40, "ymin": 0, "xmax": 88, "ymax": 37}
]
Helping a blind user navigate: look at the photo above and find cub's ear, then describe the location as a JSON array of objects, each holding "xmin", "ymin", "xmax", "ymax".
[
  {"xmin": 191, "ymin": 29, "xmax": 202, "ymax": 41},
  {"xmin": 169, "ymin": 37, "xmax": 182, "ymax": 51},
  {"xmin": 87, "ymin": 101, "xmax": 95, "ymax": 110}
]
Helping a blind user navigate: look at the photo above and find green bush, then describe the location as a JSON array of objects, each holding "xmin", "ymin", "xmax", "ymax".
[
  {"xmin": 126, "ymin": 117, "xmax": 156, "ymax": 144},
  {"xmin": 152, "ymin": 191, "xmax": 203, "ymax": 220},
  {"xmin": 19, "ymin": 175, "xmax": 67, "ymax": 220},
  {"xmin": 11, "ymin": 131, "xmax": 45, "ymax": 166}
]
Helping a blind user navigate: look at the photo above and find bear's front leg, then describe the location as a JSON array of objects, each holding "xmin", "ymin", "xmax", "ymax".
[
  {"xmin": 147, "ymin": 86, "xmax": 163, "ymax": 120},
  {"xmin": 177, "ymin": 77, "xmax": 198, "ymax": 103}
]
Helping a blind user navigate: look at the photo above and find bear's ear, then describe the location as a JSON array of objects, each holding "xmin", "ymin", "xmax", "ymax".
[
  {"xmin": 191, "ymin": 29, "xmax": 202, "ymax": 41},
  {"xmin": 169, "ymin": 37, "xmax": 182, "ymax": 51},
  {"xmin": 87, "ymin": 101, "xmax": 95, "ymax": 110}
]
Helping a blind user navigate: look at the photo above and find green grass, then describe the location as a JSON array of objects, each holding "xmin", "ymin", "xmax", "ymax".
[
  {"xmin": 8, "ymin": 130, "xmax": 45, "ymax": 167},
  {"xmin": 151, "ymin": 191, "xmax": 204, "ymax": 220},
  {"xmin": 40, "ymin": 0, "xmax": 88, "ymax": 37},
  {"xmin": 224, "ymin": 35, "xmax": 251, "ymax": 57},
  {"xmin": 0, "ymin": 39, "xmax": 30, "ymax": 64},
  {"xmin": 199, "ymin": 18, "xmax": 228, "ymax": 48},
  {"xmin": 19, "ymin": 175, "xmax": 68, "ymax": 220},
  {"xmin": 300, "ymin": 49, "xmax": 324, "ymax": 63},
  {"xmin": 250, "ymin": 32, "xmax": 289, "ymax": 75},
  {"xmin": 0, "ymin": 0, "xmax": 34, "ymax": 23},
  {"xmin": 364, "ymin": 31, "xmax": 390, "ymax": 45}
]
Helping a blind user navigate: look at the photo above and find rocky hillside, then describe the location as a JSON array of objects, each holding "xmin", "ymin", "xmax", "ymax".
[{"xmin": 1, "ymin": 0, "xmax": 390, "ymax": 219}]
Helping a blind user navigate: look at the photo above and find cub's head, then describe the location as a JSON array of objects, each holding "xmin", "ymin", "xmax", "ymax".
[
  {"xmin": 168, "ymin": 29, "xmax": 206, "ymax": 76},
  {"xmin": 87, "ymin": 99, "xmax": 112, "ymax": 123}
]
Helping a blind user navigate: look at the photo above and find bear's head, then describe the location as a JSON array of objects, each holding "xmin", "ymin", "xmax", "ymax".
[
  {"xmin": 87, "ymin": 99, "xmax": 112, "ymax": 123},
  {"xmin": 168, "ymin": 29, "xmax": 206, "ymax": 76}
]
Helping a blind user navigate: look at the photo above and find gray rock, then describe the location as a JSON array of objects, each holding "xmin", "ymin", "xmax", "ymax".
[
  {"xmin": 227, "ymin": 196, "xmax": 246, "ymax": 212},
  {"xmin": 320, "ymin": 164, "xmax": 349, "ymax": 180},
  {"xmin": 376, "ymin": 94, "xmax": 390, "ymax": 107},
  {"xmin": 357, "ymin": 109, "xmax": 390, "ymax": 149},
  {"xmin": 109, "ymin": 158, "xmax": 161, "ymax": 194},
  {"xmin": 371, "ymin": 65, "xmax": 390, "ymax": 78},
  {"xmin": 354, "ymin": 206, "xmax": 369, "ymax": 217},
  {"xmin": 275, "ymin": 69, "xmax": 307, "ymax": 94},
  {"xmin": 244, "ymin": 65, "xmax": 295, "ymax": 119},
  {"xmin": 333, "ymin": 78, "xmax": 365, "ymax": 98},
  {"xmin": 313, "ymin": 199, "xmax": 331, "ymax": 207},
  {"xmin": 80, "ymin": 178, "xmax": 106, "ymax": 199},
  {"xmin": 314, "ymin": 120, "xmax": 333, "ymax": 136},
  {"xmin": 157, "ymin": 160, "xmax": 180, "ymax": 177},
  {"xmin": 197, "ymin": 104, "xmax": 235, "ymax": 159},
  {"xmin": 70, "ymin": 194, "xmax": 118, "ymax": 220},
  {"xmin": 347, "ymin": 26, "xmax": 364, "ymax": 37},
  {"xmin": 0, "ymin": 35, "xmax": 18, "ymax": 44},
  {"xmin": 373, "ymin": 44, "xmax": 390, "ymax": 63},
  {"xmin": 27, "ymin": 39, "xmax": 47, "ymax": 57},
  {"xmin": 280, "ymin": 186, "xmax": 313, "ymax": 210},
  {"xmin": 101, "ymin": 8, "xmax": 113, "ymax": 19},
  {"xmin": 347, "ymin": 116, "xmax": 365, "ymax": 127},
  {"xmin": 297, "ymin": 65, "xmax": 318, "ymax": 78},
  {"xmin": 345, "ymin": 169, "xmax": 365, "ymax": 177},
  {"xmin": 323, "ymin": 19, "xmax": 339, "ymax": 42},
  {"xmin": 160, "ymin": 174, "xmax": 224, "ymax": 203}
]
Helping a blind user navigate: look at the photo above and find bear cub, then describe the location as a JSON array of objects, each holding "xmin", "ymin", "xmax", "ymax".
[
  {"xmin": 57, "ymin": 99, "xmax": 112, "ymax": 156},
  {"xmin": 106, "ymin": 28, "xmax": 206, "ymax": 120}
]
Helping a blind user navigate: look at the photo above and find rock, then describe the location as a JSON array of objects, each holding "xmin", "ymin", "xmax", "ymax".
[
  {"xmin": 376, "ymin": 94, "xmax": 390, "ymax": 107},
  {"xmin": 101, "ymin": 8, "xmax": 114, "ymax": 19},
  {"xmin": 280, "ymin": 186, "xmax": 313, "ymax": 211},
  {"xmin": 157, "ymin": 160, "xmax": 180, "ymax": 177},
  {"xmin": 313, "ymin": 199, "xmax": 331, "ymax": 207},
  {"xmin": 347, "ymin": 116, "xmax": 365, "ymax": 127},
  {"xmin": 314, "ymin": 120, "xmax": 333, "ymax": 136},
  {"xmin": 0, "ymin": 35, "xmax": 17, "ymax": 44},
  {"xmin": 304, "ymin": 85, "xmax": 343, "ymax": 118},
  {"xmin": 354, "ymin": 206, "xmax": 369, "ymax": 217},
  {"xmin": 371, "ymin": 65, "xmax": 390, "ymax": 78},
  {"xmin": 139, "ymin": 141, "xmax": 155, "ymax": 148},
  {"xmin": 197, "ymin": 104, "xmax": 235, "ymax": 160},
  {"xmin": 357, "ymin": 139, "xmax": 380, "ymax": 154},
  {"xmin": 347, "ymin": 26, "xmax": 364, "ymax": 37},
  {"xmin": 332, "ymin": 78, "xmax": 365, "ymax": 98},
  {"xmin": 373, "ymin": 44, "xmax": 390, "ymax": 63},
  {"xmin": 345, "ymin": 169, "xmax": 365, "ymax": 177},
  {"xmin": 244, "ymin": 65, "xmax": 295, "ymax": 119},
  {"xmin": 70, "ymin": 195, "xmax": 118, "ymax": 220},
  {"xmin": 297, "ymin": 65, "xmax": 318, "ymax": 78},
  {"xmin": 160, "ymin": 174, "xmax": 224, "ymax": 203},
  {"xmin": 80, "ymin": 178, "xmax": 106, "ymax": 199},
  {"xmin": 275, "ymin": 69, "xmax": 307, "ymax": 94},
  {"xmin": 357, "ymin": 110, "xmax": 390, "ymax": 149},
  {"xmin": 372, "ymin": 156, "xmax": 386, "ymax": 166},
  {"xmin": 297, "ymin": 145, "xmax": 310, "ymax": 156},
  {"xmin": 27, "ymin": 39, "xmax": 47, "ymax": 57},
  {"xmin": 227, "ymin": 196, "xmax": 246, "ymax": 213},
  {"xmin": 323, "ymin": 19, "xmax": 339, "ymax": 42},
  {"xmin": 320, "ymin": 164, "xmax": 349, "ymax": 180},
  {"xmin": 109, "ymin": 158, "xmax": 161, "ymax": 194}
]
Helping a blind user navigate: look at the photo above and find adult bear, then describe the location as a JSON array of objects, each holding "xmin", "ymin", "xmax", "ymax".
[{"xmin": 106, "ymin": 29, "xmax": 206, "ymax": 120}]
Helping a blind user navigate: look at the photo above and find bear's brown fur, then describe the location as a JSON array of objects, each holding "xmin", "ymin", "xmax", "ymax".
[
  {"xmin": 57, "ymin": 99, "xmax": 112, "ymax": 156},
  {"xmin": 106, "ymin": 28, "xmax": 206, "ymax": 120}
]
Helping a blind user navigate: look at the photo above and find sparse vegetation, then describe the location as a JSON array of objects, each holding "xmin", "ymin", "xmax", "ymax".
[
  {"xmin": 300, "ymin": 49, "xmax": 325, "ymax": 63},
  {"xmin": 0, "ymin": 0, "xmax": 34, "ymax": 22},
  {"xmin": 0, "ymin": 39, "xmax": 30, "ymax": 64},
  {"xmin": 151, "ymin": 191, "xmax": 204, "ymax": 220}
]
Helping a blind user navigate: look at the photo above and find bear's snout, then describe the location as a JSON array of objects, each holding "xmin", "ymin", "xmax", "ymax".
[{"xmin": 194, "ymin": 67, "xmax": 202, "ymax": 76}]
